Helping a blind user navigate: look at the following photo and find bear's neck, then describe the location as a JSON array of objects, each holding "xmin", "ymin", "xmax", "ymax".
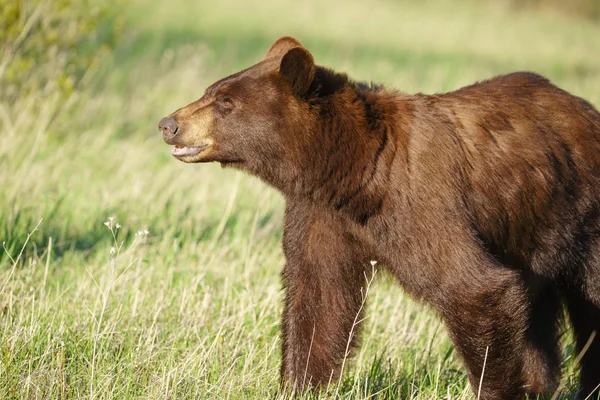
[{"xmin": 289, "ymin": 77, "xmax": 404, "ymax": 225}]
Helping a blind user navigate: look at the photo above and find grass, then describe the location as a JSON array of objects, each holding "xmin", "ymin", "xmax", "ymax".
[{"xmin": 2, "ymin": 0, "xmax": 600, "ymax": 398}]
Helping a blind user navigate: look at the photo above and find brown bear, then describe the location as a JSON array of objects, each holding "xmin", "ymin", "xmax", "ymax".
[{"xmin": 159, "ymin": 36, "xmax": 600, "ymax": 399}]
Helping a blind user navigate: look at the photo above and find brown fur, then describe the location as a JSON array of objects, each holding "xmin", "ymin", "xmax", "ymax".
[{"xmin": 159, "ymin": 37, "xmax": 600, "ymax": 399}]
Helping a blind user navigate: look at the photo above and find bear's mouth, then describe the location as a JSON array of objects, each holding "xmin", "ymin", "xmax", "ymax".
[
  {"xmin": 170, "ymin": 140, "xmax": 215, "ymax": 162},
  {"xmin": 172, "ymin": 145, "xmax": 206, "ymax": 157}
]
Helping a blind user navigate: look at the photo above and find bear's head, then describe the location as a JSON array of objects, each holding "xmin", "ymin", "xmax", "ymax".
[
  {"xmin": 159, "ymin": 37, "xmax": 329, "ymax": 186},
  {"xmin": 160, "ymin": 36, "xmax": 395, "ymax": 224}
]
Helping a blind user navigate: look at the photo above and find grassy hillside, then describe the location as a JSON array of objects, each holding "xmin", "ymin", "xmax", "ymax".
[{"xmin": 1, "ymin": 0, "xmax": 600, "ymax": 398}]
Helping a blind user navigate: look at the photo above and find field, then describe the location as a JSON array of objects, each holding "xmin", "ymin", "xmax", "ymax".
[{"xmin": 2, "ymin": 0, "xmax": 600, "ymax": 398}]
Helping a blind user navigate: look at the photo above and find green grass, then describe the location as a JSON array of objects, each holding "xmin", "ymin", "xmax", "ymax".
[{"xmin": 2, "ymin": 0, "xmax": 600, "ymax": 398}]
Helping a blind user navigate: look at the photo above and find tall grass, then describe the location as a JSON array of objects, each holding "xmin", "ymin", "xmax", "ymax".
[{"xmin": 1, "ymin": 0, "xmax": 600, "ymax": 398}]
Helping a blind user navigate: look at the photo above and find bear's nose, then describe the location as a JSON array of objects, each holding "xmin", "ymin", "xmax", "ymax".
[{"xmin": 159, "ymin": 117, "xmax": 179, "ymax": 138}]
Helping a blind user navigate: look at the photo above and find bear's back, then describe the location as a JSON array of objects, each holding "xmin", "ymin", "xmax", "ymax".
[
  {"xmin": 417, "ymin": 72, "xmax": 600, "ymax": 272},
  {"xmin": 383, "ymin": 73, "xmax": 600, "ymax": 274}
]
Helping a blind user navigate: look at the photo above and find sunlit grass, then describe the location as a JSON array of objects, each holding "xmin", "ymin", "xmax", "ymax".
[{"xmin": 2, "ymin": 0, "xmax": 600, "ymax": 398}]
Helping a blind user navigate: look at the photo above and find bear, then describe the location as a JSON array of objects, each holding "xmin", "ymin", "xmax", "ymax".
[{"xmin": 159, "ymin": 36, "xmax": 600, "ymax": 399}]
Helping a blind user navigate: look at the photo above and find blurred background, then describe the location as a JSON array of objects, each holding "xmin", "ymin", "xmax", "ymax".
[{"xmin": 1, "ymin": 0, "xmax": 599, "ymax": 398}]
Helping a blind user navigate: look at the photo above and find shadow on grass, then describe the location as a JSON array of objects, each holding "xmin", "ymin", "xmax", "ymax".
[
  {"xmin": 317, "ymin": 351, "xmax": 583, "ymax": 399},
  {"xmin": 293, "ymin": 352, "xmax": 471, "ymax": 399},
  {"xmin": 0, "ymin": 190, "xmax": 280, "ymax": 267}
]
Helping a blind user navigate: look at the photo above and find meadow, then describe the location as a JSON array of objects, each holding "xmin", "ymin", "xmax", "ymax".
[{"xmin": 1, "ymin": 0, "xmax": 600, "ymax": 398}]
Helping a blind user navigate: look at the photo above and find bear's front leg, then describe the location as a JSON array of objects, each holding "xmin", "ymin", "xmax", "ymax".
[
  {"xmin": 279, "ymin": 202, "xmax": 372, "ymax": 391},
  {"xmin": 439, "ymin": 266, "xmax": 530, "ymax": 400}
]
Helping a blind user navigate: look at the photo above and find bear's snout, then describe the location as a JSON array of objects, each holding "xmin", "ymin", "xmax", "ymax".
[{"xmin": 159, "ymin": 116, "xmax": 179, "ymax": 142}]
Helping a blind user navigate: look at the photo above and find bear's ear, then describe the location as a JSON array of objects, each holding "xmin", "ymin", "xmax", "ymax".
[
  {"xmin": 265, "ymin": 36, "xmax": 304, "ymax": 59},
  {"xmin": 279, "ymin": 47, "xmax": 315, "ymax": 97}
]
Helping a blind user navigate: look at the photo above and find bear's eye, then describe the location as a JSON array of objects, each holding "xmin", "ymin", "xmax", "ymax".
[{"xmin": 219, "ymin": 96, "xmax": 234, "ymax": 110}]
